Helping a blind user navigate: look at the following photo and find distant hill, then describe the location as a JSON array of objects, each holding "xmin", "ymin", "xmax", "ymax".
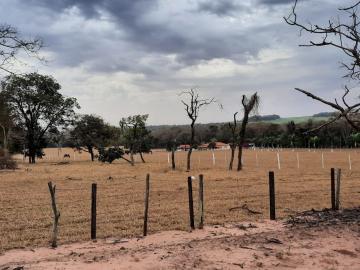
[
  {"xmin": 249, "ymin": 114, "xmax": 280, "ymax": 122},
  {"xmin": 148, "ymin": 113, "xmax": 334, "ymax": 130},
  {"xmin": 312, "ymin": 112, "xmax": 337, "ymax": 117}
]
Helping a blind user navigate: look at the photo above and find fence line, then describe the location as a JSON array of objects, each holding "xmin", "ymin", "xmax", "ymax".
[{"xmin": 0, "ymin": 167, "xmax": 359, "ymax": 251}]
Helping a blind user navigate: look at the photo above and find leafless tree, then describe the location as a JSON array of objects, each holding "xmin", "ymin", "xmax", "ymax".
[
  {"xmin": 180, "ymin": 89, "xmax": 216, "ymax": 171},
  {"xmin": 228, "ymin": 112, "xmax": 238, "ymax": 170},
  {"xmin": 237, "ymin": 93, "xmax": 260, "ymax": 171},
  {"xmin": 285, "ymin": 0, "xmax": 360, "ymax": 130},
  {"xmin": 0, "ymin": 24, "xmax": 43, "ymax": 74}
]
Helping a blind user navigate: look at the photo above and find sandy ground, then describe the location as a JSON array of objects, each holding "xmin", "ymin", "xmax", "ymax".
[
  {"xmin": 1, "ymin": 216, "xmax": 359, "ymax": 270},
  {"xmin": 0, "ymin": 148, "xmax": 360, "ymax": 252}
]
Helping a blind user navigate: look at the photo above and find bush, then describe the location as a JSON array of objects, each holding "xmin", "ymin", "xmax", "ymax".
[
  {"xmin": 0, "ymin": 149, "xmax": 17, "ymax": 170},
  {"xmin": 98, "ymin": 147, "xmax": 124, "ymax": 164}
]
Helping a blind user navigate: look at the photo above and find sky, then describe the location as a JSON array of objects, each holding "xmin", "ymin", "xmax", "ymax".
[{"xmin": 0, "ymin": 0, "xmax": 359, "ymax": 125}]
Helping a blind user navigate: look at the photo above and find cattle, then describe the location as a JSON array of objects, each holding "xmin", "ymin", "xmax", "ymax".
[{"xmin": 63, "ymin": 154, "xmax": 70, "ymax": 158}]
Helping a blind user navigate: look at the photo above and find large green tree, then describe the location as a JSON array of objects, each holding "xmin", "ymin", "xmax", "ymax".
[
  {"xmin": 70, "ymin": 114, "xmax": 116, "ymax": 161},
  {"xmin": 1, "ymin": 73, "xmax": 79, "ymax": 163}
]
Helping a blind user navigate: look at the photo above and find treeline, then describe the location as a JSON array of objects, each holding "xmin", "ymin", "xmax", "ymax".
[{"xmin": 150, "ymin": 118, "xmax": 359, "ymax": 149}]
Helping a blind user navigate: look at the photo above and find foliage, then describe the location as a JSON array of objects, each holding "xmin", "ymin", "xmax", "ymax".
[
  {"xmin": 70, "ymin": 114, "xmax": 116, "ymax": 161},
  {"xmin": 119, "ymin": 114, "xmax": 152, "ymax": 155},
  {"xmin": 1, "ymin": 73, "xmax": 79, "ymax": 163},
  {"xmin": 98, "ymin": 147, "xmax": 125, "ymax": 164}
]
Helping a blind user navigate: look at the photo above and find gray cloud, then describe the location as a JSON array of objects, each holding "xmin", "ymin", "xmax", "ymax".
[
  {"xmin": 196, "ymin": 0, "xmax": 246, "ymax": 16},
  {"xmin": 0, "ymin": 0, "xmax": 356, "ymax": 124}
]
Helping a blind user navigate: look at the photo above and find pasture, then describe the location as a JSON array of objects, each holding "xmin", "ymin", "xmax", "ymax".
[{"xmin": 0, "ymin": 148, "xmax": 359, "ymax": 252}]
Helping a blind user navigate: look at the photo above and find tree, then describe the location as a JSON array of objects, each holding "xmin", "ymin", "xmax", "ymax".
[
  {"xmin": 0, "ymin": 24, "xmax": 42, "ymax": 74},
  {"xmin": 285, "ymin": 0, "xmax": 360, "ymax": 131},
  {"xmin": 166, "ymin": 139, "xmax": 179, "ymax": 170},
  {"xmin": 237, "ymin": 93, "xmax": 260, "ymax": 171},
  {"xmin": 0, "ymin": 94, "xmax": 13, "ymax": 152},
  {"xmin": 70, "ymin": 114, "xmax": 115, "ymax": 161},
  {"xmin": 180, "ymin": 89, "xmax": 217, "ymax": 171},
  {"xmin": 1, "ymin": 73, "xmax": 79, "ymax": 163},
  {"xmin": 228, "ymin": 112, "xmax": 238, "ymax": 170},
  {"xmin": 119, "ymin": 114, "xmax": 152, "ymax": 165}
]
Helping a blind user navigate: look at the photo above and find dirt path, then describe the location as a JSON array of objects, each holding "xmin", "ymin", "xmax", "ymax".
[{"xmin": 1, "ymin": 219, "xmax": 359, "ymax": 270}]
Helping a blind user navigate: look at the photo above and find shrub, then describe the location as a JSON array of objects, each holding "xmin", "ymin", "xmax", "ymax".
[
  {"xmin": 0, "ymin": 149, "xmax": 17, "ymax": 170},
  {"xmin": 98, "ymin": 147, "xmax": 124, "ymax": 164}
]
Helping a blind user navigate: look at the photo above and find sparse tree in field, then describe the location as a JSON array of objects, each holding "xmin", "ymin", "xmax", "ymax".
[
  {"xmin": 237, "ymin": 93, "xmax": 260, "ymax": 171},
  {"xmin": 285, "ymin": 0, "xmax": 360, "ymax": 131},
  {"xmin": 120, "ymin": 114, "xmax": 152, "ymax": 165},
  {"xmin": 1, "ymin": 73, "xmax": 79, "ymax": 163},
  {"xmin": 0, "ymin": 24, "xmax": 43, "ymax": 74},
  {"xmin": 70, "ymin": 115, "xmax": 115, "ymax": 161},
  {"xmin": 228, "ymin": 112, "xmax": 238, "ymax": 170},
  {"xmin": 180, "ymin": 89, "xmax": 216, "ymax": 171}
]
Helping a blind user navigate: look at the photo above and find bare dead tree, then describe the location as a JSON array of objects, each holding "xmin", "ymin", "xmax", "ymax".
[
  {"xmin": 180, "ymin": 89, "xmax": 216, "ymax": 171},
  {"xmin": 0, "ymin": 24, "xmax": 43, "ymax": 74},
  {"xmin": 285, "ymin": 0, "xmax": 360, "ymax": 131},
  {"xmin": 228, "ymin": 112, "xmax": 238, "ymax": 170},
  {"xmin": 237, "ymin": 93, "xmax": 260, "ymax": 171},
  {"xmin": 295, "ymin": 87, "xmax": 360, "ymax": 131}
]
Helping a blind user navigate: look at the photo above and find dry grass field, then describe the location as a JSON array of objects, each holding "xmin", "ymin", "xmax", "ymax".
[{"xmin": 0, "ymin": 148, "xmax": 359, "ymax": 252}]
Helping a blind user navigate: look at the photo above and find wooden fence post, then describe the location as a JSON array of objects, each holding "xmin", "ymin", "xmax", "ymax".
[
  {"xmin": 331, "ymin": 168, "xmax": 336, "ymax": 210},
  {"xmin": 91, "ymin": 183, "xmax": 97, "ymax": 240},
  {"xmin": 187, "ymin": 176, "xmax": 195, "ymax": 230},
  {"xmin": 48, "ymin": 181, "xmax": 60, "ymax": 248},
  {"xmin": 143, "ymin": 174, "xmax": 150, "ymax": 236},
  {"xmin": 198, "ymin": 174, "xmax": 204, "ymax": 229},
  {"xmin": 269, "ymin": 171, "xmax": 276, "ymax": 220},
  {"xmin": 335, "ymin": 168, "xmax": 341, "ymax": 210}
]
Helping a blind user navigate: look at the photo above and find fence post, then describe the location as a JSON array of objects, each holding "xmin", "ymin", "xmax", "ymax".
[
  {"xmin": 331, "ymin": 168, "xmax": 336, "ymax": 210},
  {"xmin": 48, "ymin": 181, "xmax": 60, "ymax": 248},
  {"xmin": 91, "ymin": 183, "xmax": 97, "ymax": 240},
  {"xmin": 269, "ymin": 171, "xmax": 276, "ymax": 220},
  {"xmin": 198, "ymin": 174, "xmax": 204, "ymax": 229},
  {"xmin": 143, "ymin": 174, "xmax": 150, "ymax": 236},
  {"xmin": 335, "ymin": 169, "xmax": 341, "ymax": 210},
  {"xmin": 187, "ymin": 176, "xmax": 195, "ymax": 230}
]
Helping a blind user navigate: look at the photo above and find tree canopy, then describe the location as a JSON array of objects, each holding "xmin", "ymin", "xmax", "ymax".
[{"xmin": 1, "ymin": 73, "xmax": 79, "ymax": 163}]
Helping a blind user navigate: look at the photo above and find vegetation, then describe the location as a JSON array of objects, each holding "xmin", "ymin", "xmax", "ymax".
[
  {"xmin": 0, "ymin": 73, "xmax": 79, "ymax": 163},
  {"xmin": 70, "ymin": 115, "xmax": 116, "ymax": 161},
  {"xmin": 119, "ymin": 114, "xmax": 152, "ymax": 165}
]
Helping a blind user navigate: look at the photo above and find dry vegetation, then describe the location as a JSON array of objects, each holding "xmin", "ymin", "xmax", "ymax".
[{"xmin": 0, "ymin": 148, "xmax": 359, "ymax": 252}]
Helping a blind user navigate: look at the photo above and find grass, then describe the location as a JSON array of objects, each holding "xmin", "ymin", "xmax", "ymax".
[{"xmin": 0, "ymin": 147, "xmax": 359, "ymax": 251}]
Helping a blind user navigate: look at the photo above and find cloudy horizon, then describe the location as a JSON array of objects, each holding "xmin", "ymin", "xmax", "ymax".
[{"xmin": 0, "ymin": 0, "xmax": 358, "ymax": 125}]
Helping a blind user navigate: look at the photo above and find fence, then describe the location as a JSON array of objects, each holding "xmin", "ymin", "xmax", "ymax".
[{"xmin": 0, "ymin": 166, "xmax": 358, "ymax": 251}]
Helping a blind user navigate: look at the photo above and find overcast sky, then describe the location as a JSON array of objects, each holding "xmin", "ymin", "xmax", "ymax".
[{"xmin": 1, "ymin": 0, "xmax": 359, "ymax": 125}]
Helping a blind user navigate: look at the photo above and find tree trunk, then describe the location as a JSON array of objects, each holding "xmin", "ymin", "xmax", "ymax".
[
  {"xmin": 171, "ymin": 147, "xmax": 176, "ymax": 170},
  {"xmin": 187, "ymin": 148, "xmax": 192, "ymax": 171},
  {"xmin": 0, "ymin": 125, "xmax": 8, "ymax": 157},
  {"xmin": 237, "ymin": 113, "xmax": 249, "ymax": 171},
  {"xmin": 229, "ymin": 145, "xmax": 235, "ymax": 170},
  {"xmin": 139, "ymin": 152, "xmax": 145, "ymax": 163},
  {"xmin": 130, "ymin": 151, "xmax": 135, "ymax": 166},
  {"xmin": 187, "ymin": 122, "xmax": 195, "ymax": 172},
  {"xmin": 88, "ymin": 147, "xmax": 94, "ymax": 162}
]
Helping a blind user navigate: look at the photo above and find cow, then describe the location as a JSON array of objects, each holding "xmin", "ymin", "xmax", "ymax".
[{"xmin": 63, "ymin": 154, "xmax": 70, "ymax": 158}]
